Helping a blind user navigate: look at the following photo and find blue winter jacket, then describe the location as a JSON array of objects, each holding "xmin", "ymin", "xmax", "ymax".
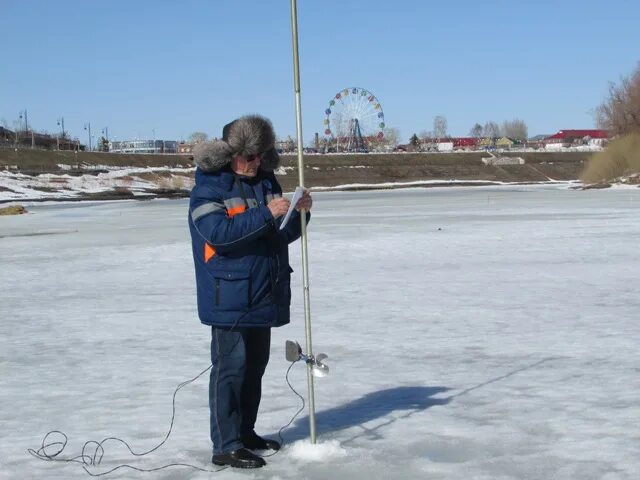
[{"xmin": 189, "ymin": 166, "xmax": 308, "ymax": 328}]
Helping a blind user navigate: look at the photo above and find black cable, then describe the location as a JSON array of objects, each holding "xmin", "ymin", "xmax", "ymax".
[
  {"xmin": 28, "ymin": 360, "xmax": 307, "ymax": 475},
  {"xmin": 261, "ymin": 361, "xmax": 306, "ymax": 458},
  {"xmin": 28, "ymin": 364, "xmax": 226, "ymax": 474},
  {"xmin": 29, "ymin": 206, "xmax": 304, "ymax": 475}
]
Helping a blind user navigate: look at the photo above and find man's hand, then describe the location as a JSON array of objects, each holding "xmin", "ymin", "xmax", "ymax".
[
  {"xmin": 295, "ymin": 189, "xmax": 313, "ymax": 212},
  {"xmin": 267, "ymin": 197, "xmax": 290, "ymax": 218}
]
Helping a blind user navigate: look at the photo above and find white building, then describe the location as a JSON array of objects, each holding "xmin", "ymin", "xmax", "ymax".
[
  {"xmin": 109, "ymin": 139, "xmax": 178, "ymax": 154},
  {"xmin": 437, "ymin": 142, "xmax": 454, "ymax": 152}
]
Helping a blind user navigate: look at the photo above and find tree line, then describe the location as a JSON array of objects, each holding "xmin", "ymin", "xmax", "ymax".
[
  {"xmin": 411, "ymin": 116, "xmax": 528, "ymax": 144},
  {"xmin": 581, "ymin": 62, "xmax": 640, "ymax": 183},
  {"xmin": 596, "ymin": 63, "xmax": 640, "ymax": 136}
]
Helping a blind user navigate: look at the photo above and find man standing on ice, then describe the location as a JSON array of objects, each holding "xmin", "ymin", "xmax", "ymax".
[{"xmin": 188, "ymin": 115, "xmax": 312, "ymax": 469}]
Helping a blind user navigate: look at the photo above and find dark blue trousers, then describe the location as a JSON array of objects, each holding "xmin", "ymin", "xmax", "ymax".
[{"xmin": 209, "ymin": 326, "xmax": 271, "ymax": 454}]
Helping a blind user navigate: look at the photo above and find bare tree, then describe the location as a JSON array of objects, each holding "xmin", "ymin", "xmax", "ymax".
[
  {"xmin": 330, "ymin": 111, "xmax": 350, "ymax": 151},
  {"xmin": 596, "ymin": 63, "xmax": 640, "ymax": 136},
  {"xmin": 188, "ymin": 131, "xmax": 209, "ymax": 144},
  {"xmin": 469, "ymin": 123, "xmax": 483, "ymax": 138},
  {"xmin": 433, "ymin": 116, "xmax": 448, "ymax": 139},
  {"xmin": 501, "ymin": 119, "xmax": 528, "ymax": 141},
  {"xmin": 382, "ymin": 127, "xmax": 400, "ymax": 147},
  {"xmin": 98, "ymin": 136, "xmax": 109, "ymax": 152},
  {"xmin": 284, "ymin": 135, "xmax": 295, "ymax": 152},
  {"xmin": 417, "ymin": 130, "xmax": 436, "ymax": 150},
  {"xmin": 483, "ymin": 121, "xmax": 500, "ymax": 138}
]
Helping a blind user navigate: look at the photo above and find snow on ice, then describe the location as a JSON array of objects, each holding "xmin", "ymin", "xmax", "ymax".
[{"xmin": 1, "ymin": 185, "xmax": 639, "ymax": 479}]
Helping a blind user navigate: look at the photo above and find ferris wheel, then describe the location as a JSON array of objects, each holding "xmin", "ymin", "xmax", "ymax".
[{"xmin": 323, "ymin": 87, "xmax": 385, "ymax": 152}]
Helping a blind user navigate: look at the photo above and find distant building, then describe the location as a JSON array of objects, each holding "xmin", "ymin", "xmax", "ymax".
[
  {"xmin": 0, "ymin": 127, "xmax": 81, "ymax": 151},
  {"xmin": 109, "ymin": 139, "xmax": 178, "ymax": 154},
  {"xmin": 528, "ymin": 134, "xmax": 551, "ymax": 142},
  {"xmin": 495, "ymin": 137, "xmax": 521, "ymax": 149},
  {"xmin": 450, "ymin": 137, "xmax": 479, "ymax": 150},
  {"xmin": 543, "ymin": 129, "xmax": 609, "ymax": 148},
  {"xmin": 177, "ymin": 143, "xmax": 195, "ymax": 154},
  {"xmin": 394, "ymin": 143, "xmax": 419, "ymax": 152},
  {"xmin": 478, "ymin": 137, "xmax": 496, "ymax": 149},
  {"xmin": 276, "ymin": 137, "xmax": 295, "ymax": 153},
  {"xmin": 526, "ymin": 134, "xmax": 551, "ymax": 149},
  {"xmin": 0, "ymin": 126, "xmax": 13, "ymax": 144},
  {"xmin": 437, "ymin": 141, "xmax": 454, "ymax": 152}
]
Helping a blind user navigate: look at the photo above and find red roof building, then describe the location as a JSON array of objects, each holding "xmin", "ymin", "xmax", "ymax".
[
  {"xmin": 450, "ymin": 137, "xmax": 479, "ymax": 149},
  {"xmin": 543, "ymin": 129, "xmax": 609, "ymax": 144}
]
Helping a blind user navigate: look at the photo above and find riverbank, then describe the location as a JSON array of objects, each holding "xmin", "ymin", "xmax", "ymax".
[{"xmin": 0, "ymin": 150, "xmax": 600, "ymax": 203}]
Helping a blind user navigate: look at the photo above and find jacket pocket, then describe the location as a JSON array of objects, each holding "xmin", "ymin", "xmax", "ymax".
[
  {"xmin": 272, "ymin": 265, "xmax": 294, "ymax": 305},
  {"xmin": 211, "ymin": 267, "xmax": 252, "ymax": 311}
]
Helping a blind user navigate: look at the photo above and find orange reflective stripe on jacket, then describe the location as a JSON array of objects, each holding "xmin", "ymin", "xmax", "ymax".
[
  {"xmin": 226, "ymin": 205, "xmax": 246, "ymax": 217},
  {"xmin": 204, "ymin": 243, "xmax": 216, "ymax": 263},
  {"xmin": 203, "ymin": 203, "xmax": 246, "ymax": 262}
]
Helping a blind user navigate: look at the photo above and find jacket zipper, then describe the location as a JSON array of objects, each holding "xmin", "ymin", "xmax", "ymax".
[{"xmin": 215, "ymin": 279, "xmax": 220, "ymax": 306}]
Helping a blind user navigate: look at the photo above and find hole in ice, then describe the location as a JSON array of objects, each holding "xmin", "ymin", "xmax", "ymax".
[{"xmin": 288, "ymin": 439, "xmax": 348, "ymax": 462}]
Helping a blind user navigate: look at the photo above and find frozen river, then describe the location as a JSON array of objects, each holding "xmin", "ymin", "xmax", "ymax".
[{"xmin": 1, "ymin": 185, "xmax": 639, "ymax": 479}]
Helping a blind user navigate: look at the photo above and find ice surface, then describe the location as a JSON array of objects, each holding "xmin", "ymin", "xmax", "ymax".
[{"xmin": 1, "ymin": 185, "xmax": 639, "ymax": 479}]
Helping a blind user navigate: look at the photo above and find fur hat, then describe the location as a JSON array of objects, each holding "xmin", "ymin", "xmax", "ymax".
[{"xmin": 193, "ymin": 115, "xmax": 280, "ymax": 173}]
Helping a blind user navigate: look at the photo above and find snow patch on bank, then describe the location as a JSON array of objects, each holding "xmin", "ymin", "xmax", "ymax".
[
  {"xmin": 609, "ymin": 182, "xmax": 640, "ymax": 189},
  {"xmin": 1, "ymin": 167, "xmax": 587, "ymax": 202},
  {"xmin": 0, "ymin": 167, "xmax": 195, "ymax": 201},
  {"xmin": 311, "ymin": 179, "xmax": 579, "ymax": 191}
]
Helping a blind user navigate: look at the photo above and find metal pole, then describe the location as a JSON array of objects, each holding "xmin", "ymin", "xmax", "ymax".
[
  {"xmin": 101, "ymin": 127, "xmax": 109, "ymax": 152},
  {"xmin": 57, "ymin": 118, "xmax": 65, "ymax": 150},
  {"xmin": 289, "ymin": 0, "xmax": 316, "ymax": 444},
  {"xmin": 58, "ymin": 117, "xmax": 65, "ymax": 139},
  {"xmin": 84, "ymin": 123, "xmax": 92, "ymax": 151}
]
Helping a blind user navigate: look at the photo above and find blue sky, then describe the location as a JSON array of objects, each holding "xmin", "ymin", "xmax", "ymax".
[{"xmin": 1, "ymin": 0, "xmax": 639, "ymax": 144}]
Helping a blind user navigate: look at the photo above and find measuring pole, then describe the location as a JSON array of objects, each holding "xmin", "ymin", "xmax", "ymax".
[{"xmin": 289, "ymin": 0, "xmax": 316, "ymax": 443}]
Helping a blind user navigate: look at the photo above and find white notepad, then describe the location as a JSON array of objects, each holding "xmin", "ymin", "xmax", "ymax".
[{"xmin": 279, "ymin": 186, "xmax": 305, "ymax": 230}]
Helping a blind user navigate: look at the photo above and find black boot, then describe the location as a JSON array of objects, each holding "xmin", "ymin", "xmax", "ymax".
[
  {"xmin": 211, "ymin": 448, "xmax": 266, "ymax": 468},
  {"xmin": 242, "ymin": 431, "xmax": 281, "ymax": 451}
]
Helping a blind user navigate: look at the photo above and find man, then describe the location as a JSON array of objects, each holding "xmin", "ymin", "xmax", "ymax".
[{"xmin": 188, "ymin": 115, "xmax": 312, "ymax": 469}]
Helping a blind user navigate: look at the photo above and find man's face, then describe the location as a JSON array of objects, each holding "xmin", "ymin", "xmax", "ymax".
[{"xmin": 230, "ymin": 153, "xmax": 262, "ymax": 177}]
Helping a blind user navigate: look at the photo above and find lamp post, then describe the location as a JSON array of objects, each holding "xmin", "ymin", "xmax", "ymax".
[
  {"xmin": 57, "ymin": 117, "xmax": 66, "ymax": 137},
  {"xmin": 57, "ymin": 117, "xmax": 65, "ymax": 150},
  {"xmin": 18, "ymin": 110, "xmax": 28, "ymax": 148},
  {"xmin": 84, "ymin": 122, "xmax": 92, "ymax": 151},
  {"xmin": 19, "ymin": 110, "xmax": 28, "ymax": 133},
  {"xmin": 101, "ymin": 127, "xmax": 109, "ymax": 152}
]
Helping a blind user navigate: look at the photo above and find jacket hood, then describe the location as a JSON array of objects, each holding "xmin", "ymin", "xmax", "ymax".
[{"xmin": 193, "ymin": 115, "xmax": 280, "ymax": 173}]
